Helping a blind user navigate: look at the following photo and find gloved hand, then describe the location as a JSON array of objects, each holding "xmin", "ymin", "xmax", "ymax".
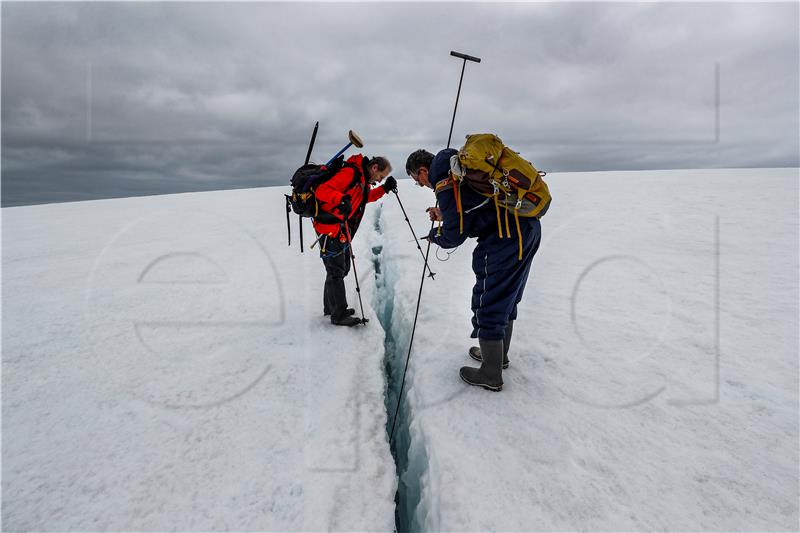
[
  {"xmin": 337, "ymin": 195, "xmax": 352, "ymax": 217},
  {"xmin": 426, "ymin": 227, "xmax": 439, "ymax": 245},
  {"xmin": 382, "ymin": 176, "xmax": 397, "ymax": 193}
]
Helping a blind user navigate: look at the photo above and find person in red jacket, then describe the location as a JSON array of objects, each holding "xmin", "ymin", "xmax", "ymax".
[{"xmin": 313, "ymin": 154, "xmax": 396, "ymax": 326}]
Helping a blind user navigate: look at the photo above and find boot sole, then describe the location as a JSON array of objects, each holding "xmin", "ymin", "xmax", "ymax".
[
  {"xmin": 331, "ymin": 320, "xmax": 364, "ymax": 327},
  {"xmin": 330, "ymin": 317, "xmax": 368, "ymax": 327},
  {"xmin": 460, "ymin": 373, "xmax": 503, "ymax": 392},
  {"xmin": 468, "ymin": 351, "xmax": 509, "ymax": 369}
]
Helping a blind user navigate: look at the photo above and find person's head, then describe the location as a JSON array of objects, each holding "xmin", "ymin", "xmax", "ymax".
[
  {"xmin": 405, "ymin": 149, "xmax": 435, "ymax": 188},
  {"xmin": 366, "ymin": 156, "xmax": 392, "ymax": 184}
]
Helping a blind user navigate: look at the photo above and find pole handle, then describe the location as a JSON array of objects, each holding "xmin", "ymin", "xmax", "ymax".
[{"xmin": 450, "ymin": 51, "xmax": 481, "ymax": 63}]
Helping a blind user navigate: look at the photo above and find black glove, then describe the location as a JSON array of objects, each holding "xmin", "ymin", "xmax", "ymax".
[
  {"xmin": 337, "ymin": 195, "xmax": 352, "ymax": 217},
  {"xmin": 382, "ymin": 176, "xmax": 397, "ymax": 193},
  {"xmin": 426, "ymin": 227, "xmax": 438, "ymax": 244}
]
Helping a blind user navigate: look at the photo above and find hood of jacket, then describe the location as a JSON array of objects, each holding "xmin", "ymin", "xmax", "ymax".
[{"xmin": 429, "ymin": 148, "xmax": 458, "ymax": 187}]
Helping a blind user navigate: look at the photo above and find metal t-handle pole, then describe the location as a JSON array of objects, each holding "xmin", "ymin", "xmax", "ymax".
[
  {"xmin": 389, "ymin": 50, "xmax": 481, "ymax": 443},
  {"xmin": 447, "ymin": 51, "xmax": 481, "ymax": 149}
]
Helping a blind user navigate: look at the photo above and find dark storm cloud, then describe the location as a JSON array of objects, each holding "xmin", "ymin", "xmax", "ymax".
[{"xmin": 2, "ymin": 2, "xmax": 798, "ymax": 206}]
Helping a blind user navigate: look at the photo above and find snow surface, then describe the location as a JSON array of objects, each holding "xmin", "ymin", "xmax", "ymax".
[
  {"xmin": 3, "ymin": 168, "xmax": 798, "ymax": 531},
  {"xmin": 374, "ymin": 168, "xmax": 799, "ymax": 531},
  {"xmin": 2, "ymin": 190, "xmax": 395, "ymax": 530}
]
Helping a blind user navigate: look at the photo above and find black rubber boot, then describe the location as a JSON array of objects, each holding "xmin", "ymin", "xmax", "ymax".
[
  {"xmin": 460, "ymin": 338, "xmax": 503, "ymax": 391},
  {"xmin": 469, "ymin": 321, "xmax": 512, "ymax": 369},
  {"xmin": 329, "ymin": 294, "xmax": 361, "ymax": 326},
  {"xmin": 325, "ymin": 275, "xmax": 355, "ymax": 325},
  {"xmin": 331, "ymin": 314, "xmax": 362, "ymax": 327}
]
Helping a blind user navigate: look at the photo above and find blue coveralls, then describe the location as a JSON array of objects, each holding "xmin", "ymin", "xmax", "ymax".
[{"xmin": 427, "ymin": 149, "xmax": 542, "ymax": 341}]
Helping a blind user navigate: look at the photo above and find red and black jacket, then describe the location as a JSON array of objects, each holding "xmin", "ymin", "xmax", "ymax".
[{"xmin": 312, "ymin": 154, "xmax": 386, "ymax": 239}]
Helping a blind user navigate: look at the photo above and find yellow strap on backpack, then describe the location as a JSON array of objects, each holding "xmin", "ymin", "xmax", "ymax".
[
  {"xmin": 453, "ymin": 178, "xmax": 464, "ymax": 234},
  {"xmin": 504, "ymin": 197, "xmax": 511, "ymax": 238},
  {"xmin": 435, "ymin": 176, "xmax": 453, "ymax": 193},
  {"xmin": 515, "ymin": 189, "xmax": 526, "ymax": 259},
  {"xmin": 494, "ymin": 192, "xmax": 503, "ymax": 238}
]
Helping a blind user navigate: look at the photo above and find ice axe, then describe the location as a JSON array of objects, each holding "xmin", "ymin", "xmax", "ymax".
[
  {"xmin": 299, "ymin": 121, "xmax": 319, "ymax": 252},
  {"xmin": 326, "ymin": 130, "xmax": 364, "ymax": 166},
  {"xmin": 286, "ymin": 121, "xmax": 320, "ymax": 251}
]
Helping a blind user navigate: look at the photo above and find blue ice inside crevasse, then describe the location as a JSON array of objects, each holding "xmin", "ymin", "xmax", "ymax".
[{"xmin": 370, "ymin": 206, "xmax": 431, "ymax": 533}]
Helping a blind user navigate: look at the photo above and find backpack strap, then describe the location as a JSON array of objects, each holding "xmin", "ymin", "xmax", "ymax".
[
  {"xmin": 435, "ymin": 176, "xmax": 454, "ymax": 193},
  {"xmin": 337, "ymin": 161, "xmax": 370, "ymax": 235},
  {"xmin": 353, "ymin": 162, "xmax": 370, "ymax": 222},
  {"xmin": 493, "ymin": 183, "xmax": 504, "ymax": 239},
  {"xmin": 452, "ymin": 177, "xmax": 464, "ymax": 234},
  {"xmin": 315, "ymin": 162, "xmax": 361, "ymax": 224},
  {"xmin": 504, "ymin": 196, "xmax": 511, "ymax": 238},
  {"xmin": 464, "ymin": 197, "xmax": 491, "ymax": 214},
  {"xmin": 343, "ymin": 162, "xmax": 362, "ymax": 191}
]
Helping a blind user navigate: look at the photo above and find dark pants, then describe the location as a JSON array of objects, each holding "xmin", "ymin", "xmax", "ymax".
[
  {"xmin": 321, "ymin": 235, "xmax": 351, "ymax": 320},
  {"xmin": 470, "ymin": 218, "xmax": 541, "ymax": 340}
]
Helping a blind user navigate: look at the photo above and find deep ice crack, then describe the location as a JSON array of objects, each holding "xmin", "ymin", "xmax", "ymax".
[{"xmin": 370, "ymin": 206, "xmax": 431, "ymax": 533}]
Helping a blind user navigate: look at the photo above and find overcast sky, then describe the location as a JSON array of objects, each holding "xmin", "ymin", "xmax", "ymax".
[{"xmin": 2, "ymin": 1, "xmax": 798, "ymax": 206}]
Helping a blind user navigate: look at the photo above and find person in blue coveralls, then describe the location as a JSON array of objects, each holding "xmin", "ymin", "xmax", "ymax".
[{"xmin": 405, "ymin": 148, "xmax": 542, "ymax": 392}]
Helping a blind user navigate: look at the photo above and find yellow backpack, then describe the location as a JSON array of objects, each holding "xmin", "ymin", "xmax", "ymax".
[{"xmin": 440, "ymin": 133, "xmax": 551, "ymax": 259}]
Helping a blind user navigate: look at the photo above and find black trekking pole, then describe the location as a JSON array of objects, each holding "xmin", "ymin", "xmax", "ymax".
[
  {"xmin": 389, "ymin": 50, "xmax": 481, "ymax": 442},
  {"xmin": 298, "ymin": 121, "xmax": 319, "ymax": 253},
  {"xmin": 305, "ymin": 121, "xmax": 319, "ymax": 165},
  {"xmin": 344, "ymin": 221, "xmax": 369, "ymax": 325},
  {"xmin": 285, "ymin": 197, "xmax": 292, "ymax": 246},
  {"xmin": 392, "ymin": 189, "xmax": 436, "ymax": 279}
]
